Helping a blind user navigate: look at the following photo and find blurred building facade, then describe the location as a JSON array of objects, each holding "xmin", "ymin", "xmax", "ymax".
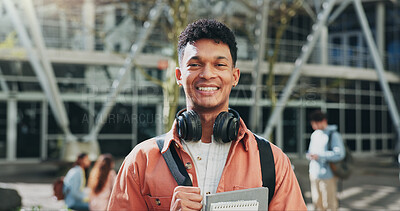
[{"xmin": 0, "ymin": 0, "xmax": 399, "ymax": 162}]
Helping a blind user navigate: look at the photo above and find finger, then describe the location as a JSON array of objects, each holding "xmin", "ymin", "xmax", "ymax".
[
  {"xmin": 171, "ymin": 187, "xmax": 203, "ymax": 211},
  {"xmin": 174, "ymin": 190, "xmax": 203, "ymax": 202},
  {"xmin": 179, "ymin": 199, "xmax": 203, "ymax": 211},
  {"xmin": 174, "ymin": 186, "xmax": 201, "ymax": 194},
  {"xmin": 170, "ymin": 198, "xmax": 203, "ymax": 211}
]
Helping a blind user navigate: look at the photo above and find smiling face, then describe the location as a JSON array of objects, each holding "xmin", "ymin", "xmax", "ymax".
[{"xmin": 176, "ymin": 39, "xmax": 240, "ymax": 112}]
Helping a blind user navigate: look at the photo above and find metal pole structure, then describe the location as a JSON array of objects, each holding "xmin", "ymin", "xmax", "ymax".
[
  {"xmin": 250, "ymin": 0, "xmax": 269, "ymax": 132},
  {"xmin": 263, "ymin": 0, "xmax": 337, "ymax": 138},
  {"xmin": 302, "ymin": 1, "xmax": 316, "ymax": 21},
  {"xmin": 3, "ymin": 0, "xmax": 75, "ymax": 140},
  {"xmin": 353, "ymin": 0, "xmax": 400, "ymax": 151},
  {"xmin": 376, "ymin": 1, "xmax": 385, "ymax": 59},
  {"xmin": 82, "ymin": 0, "xmax": 95, "ymax": 50},
  {"xmin": 131, "ymin": 66, "xmax": 138, "ymax": 148},
  {"xmin": 22, "ymin": 0, "xmax": 74, "ymax": 140},
  {"xmin": 6, "ymin": 98, "xmax": 17, "ymax": 161},
  {"xmin": 313, "ymin": 0, "xmax": 322, "ymax": 14},
  {"xmin": 320, "ymin": 26, "xmax": 328, "ymax": 65},
  {"xmin": 85, "ymin": 1, "xmax": 165, "ymax": 141},
  {"xmin": 327, "ymin": 0, "xmax": 352, "ymax": 25},
  {"xmin": 0, "ymin": 67, "xmax": 10, "ymax": 93}
]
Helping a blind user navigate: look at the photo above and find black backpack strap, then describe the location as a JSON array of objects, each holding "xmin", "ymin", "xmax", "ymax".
[
  {"xmin": 327, "ymin": 131, "xmax": 334, "ymax": 150},
  {"xmin": 254, "ymin": 133, "xmax": 275, "ymax": 205},
  {"xmin": 156, "ymin": 136, "xmax": 193, "ymax": 186}
]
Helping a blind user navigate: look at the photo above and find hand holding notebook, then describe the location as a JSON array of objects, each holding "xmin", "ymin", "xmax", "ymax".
[{"xmin": 205, "ymin": 187, "xmax": 268, "ymax": 211}]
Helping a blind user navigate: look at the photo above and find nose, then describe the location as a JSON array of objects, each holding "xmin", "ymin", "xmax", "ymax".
[{"xmin": 199, "ymin": 63, "xmax": 216, "ymax": 79}]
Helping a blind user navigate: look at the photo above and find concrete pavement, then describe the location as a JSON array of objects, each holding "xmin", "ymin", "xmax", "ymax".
[
  {"xmin": 0, "ymin": 156, "xmax": 399, "ymax": 210},
  {"xmin": 291, "ymin": 155, "xmax": 400, "ymax": 210}
]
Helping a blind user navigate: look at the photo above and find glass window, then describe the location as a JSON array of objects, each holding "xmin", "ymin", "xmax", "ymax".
[
  {"xmin": 362, "ymin": 139, "xmax": 371, "ymax": 151},
  {"xmin": 238, "ymin": 73, "xmax": 252, "ymax": 85},
  {"xmin": 99, "ymin": 139, "xmax": 132, "ymax": 157},
  {"xmin": 361, "ymin": 110, "xmax": 370, "ymax": 133},
  {"xmin": 375, "ymin": 96, "xmax": 382, "ymax": 105},
  {"xmin": 232, "ymin": 106, "xmax": 250, "ymax": 128},
  {"xmin": 327, "ymin": 109, "xmax": 340, "ymax": 128},
  {"xmin": 326, "ymin": 92, "xmax": 339, "ymax": 103},
  {"xmin": 375, "ymin": 110, "xmax": 382, "ymax": 133},
  {"xmin": 388, "ymin": 138, "xmax": 394, "ymax": 149},
  {"xmin": 309, "ymin": 77, "xmax": 321, "ymax": 89},
  {"xmin": 137, "ymin": 106, "xmax": 157, "ymax": 144},
  {"xmin": 344, "ymin": 80, "xmax": 356, "ymax": 89},
  {"xmin": 67, "ymin": 102, "xmax": 90, "ymax": 134},
  {"xmin": 96, "ymin": 103, "xmax": 133, "ymax": 134},
  {"xmin": 47, "ymin": 139, "xmax": 62, "ymax": 160},
  {"xmin": 345, "ymin": 109, "xmax": 356, "ymax": 133},
  {"xmin": 230, "ymin": 86, "xmax": 252, "ymax": 100},
  {"xmin": 48, "ymin": 105, "xmax": 63, "ymax": 134},
  {"xmin": 345, "ymin": 94, "xmax": 356, "ymax": 104},
  {"xmin": 346, "ymin": 139, "xmax": 356, "ymax": 151},
  {"xmin": 348, "ymin": 36, "xmax": 360, "ymax": 67},
  {"xmin": 361, "ymin": 81, "xmax": 370, "ymax": 90},
  {"xmin": 305, "ymin": 138, "xmax": 311, "ymax": 153},
  {"xmin": 374, "ymin": 82, "xmax": 381, "ymax": 91},
  {"xmin": 283, "ymin": 108, "xmax": 298, "ymax": 153},
  {"xmin": 387, "ymin": 111, "xmax": 393, "ymax": 133},
  {"xmin": 17, "ymin": 102, "xmax": 41, "ymax": 158},
  {"xmin": 260, "ymin": 107, "xmax": 271, "ymax": 131},
  {"xmin": 376, "ymin": 139, "xmax": 382, "ymax": 150},
  {"xmin": 361, "ymin": 95, "xmax": 370, "ymax": 104}
]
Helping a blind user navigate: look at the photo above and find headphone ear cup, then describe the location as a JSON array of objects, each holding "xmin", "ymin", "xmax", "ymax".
[
  {"xmin": 213, "ymin": 110, "xmax": 240, "ymax": 143},
  {"xmin": 186, "ymin": 110, "xmax": 202, "ymax": 141},
  {"xmin": 177, "ymin": 110, "xmax": 202, "ymax": 141},
  {"xmin": 227, "ymin": 116, "xmax": 239, "ymax": 141},
  {"xmin": 213, "ymin": 112, "xmax": 232, "ymax": 143},
  {"xmin": 176, "ymin": 115, "xmax": 187, "ymax": 140}
]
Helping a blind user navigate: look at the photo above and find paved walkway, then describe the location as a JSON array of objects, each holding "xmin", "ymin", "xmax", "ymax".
[
  {"xmin": 0, "ymin": 182, "xmax": 66, "ymax": 210},
  {"xmin": 0, "ymin": 156, "xmax": 399, "ymax": 210}
]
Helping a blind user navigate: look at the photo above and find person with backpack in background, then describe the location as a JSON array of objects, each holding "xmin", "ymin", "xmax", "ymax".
[
  {"xmin": 87, "ymin": 153, "xmax": 116, "ymax": 211},
  {"xmin": 63, "ymin": 153, "xmax": 91, "ymax": 210},
  {"xmin": 108, "ymin": 19, "xmax": 306, "ymax": 211},
  {"xmin": 307, "ymin": 110, "xmax": 345, "ymax": 211}
]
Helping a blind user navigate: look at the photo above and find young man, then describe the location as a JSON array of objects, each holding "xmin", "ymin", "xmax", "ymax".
[
  {"xmin": 63, "ymin": 153, "xmax": 91, "ymax": 211},
  {"xmin": 307, "ymin": 110, "xmax": 345, "ymax": 211},
  {"xmin": 108, "ymin": 19, "xmax": 306, "ymax": 210}
]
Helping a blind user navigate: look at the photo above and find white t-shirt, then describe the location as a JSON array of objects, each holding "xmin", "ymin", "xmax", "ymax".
[{"xmin": 182, "ymin": 136, "xmax": 232, "ymax": 197}]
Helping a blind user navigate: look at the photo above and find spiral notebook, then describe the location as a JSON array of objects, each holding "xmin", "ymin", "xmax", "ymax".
[{"xmin": 205, "ymin": 187, "xmax": 268, "ymax": 211}]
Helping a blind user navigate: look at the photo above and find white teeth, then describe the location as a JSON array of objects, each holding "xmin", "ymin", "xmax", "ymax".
[{"xmin": 198, "ymin": 87, "xmax": 218, "ymax": 91}]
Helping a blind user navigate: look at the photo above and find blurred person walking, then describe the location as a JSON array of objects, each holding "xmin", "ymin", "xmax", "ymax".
[
  {"xmin": 307, "ymin": 110, "xmax": 345, "ymax": 211},
  {"xmin": 87, "ymin": 153, "xmax": 116, "ymax": 211},
  {"xmin": 63, "ymin": 153, "xmax": 91, "ymax": 211}
]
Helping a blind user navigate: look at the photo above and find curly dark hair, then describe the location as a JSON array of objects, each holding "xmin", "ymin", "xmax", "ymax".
[
  {"xmin": 178, "ymin": 19, "xmax": 238, "ymax": 67},
  {"xmin": 309, "ymin": 110, "xmax": 327, "ymax": 122}
]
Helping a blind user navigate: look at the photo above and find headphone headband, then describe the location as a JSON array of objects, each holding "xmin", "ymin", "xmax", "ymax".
[{"xmin": 175, "ymin": 108, "xmax": 240, "ymax": 143}]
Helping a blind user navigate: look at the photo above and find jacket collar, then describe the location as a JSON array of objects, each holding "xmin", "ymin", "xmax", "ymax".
[
  {"xmin": 235, "ymin": 118, "xmax": 252, "ymax": 151},
  {"xmin": 160, "ymin": 120, "xmax": 181, "ymax": 154},
  {"xmin": 160, "ymin": 118, "xmax": 252, "ymax": 153}
]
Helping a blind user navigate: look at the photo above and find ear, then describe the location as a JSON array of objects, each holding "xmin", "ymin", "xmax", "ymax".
[
  {"xmin": 175, "ymin": 67, "xmax": 182, "ymax": 85},
  {"xmin": 232, "ymin": 67, "xmax": 240, "ymax": 86}
]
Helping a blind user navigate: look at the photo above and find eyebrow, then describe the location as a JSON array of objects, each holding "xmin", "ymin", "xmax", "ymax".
[
  {"xmin": 216, "ymin": 56, "xmax": 229, "ymax": 61},
  {"xmin": 188, "ymin": 56, "xmax": 200, "ymax": 61},
  {"xmin": 187, "ymin": 56, "xmax": 229, "ymax": 62}
]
